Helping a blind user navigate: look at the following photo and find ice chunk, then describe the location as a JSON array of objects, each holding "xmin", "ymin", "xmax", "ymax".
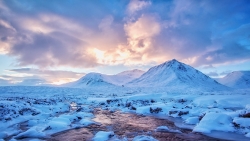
[
  {"xmin": 233, "ymin": 117, "xmax": 250, "ymax": 127},
  {"xmin": 132, "ymin": 135, "xmax": 158, "ymax": 141},
  {"xmin": 92, "ymin": 131, "xmax": 114, "ymax": 141},
  {"xmin": 47, "ymin": 117, "xmax": 71, "ymax": 129},
  {"xmin": 156, "ymin": 126, "xmax": 169, "ymax": 132},
  {"xmin": 193, "ymin": 113, "xmax": 235, "ymax": 133},
  {"xmin": 15, "ymin": 126, "xmax": 46, "ymax": 139},
  {"xmin": 155, "ymin": 126, "xmax": 181, "ymax": 133},
  {"xmin": 79, "ymin": 118, "xmax": 94, "ymax": 126}
]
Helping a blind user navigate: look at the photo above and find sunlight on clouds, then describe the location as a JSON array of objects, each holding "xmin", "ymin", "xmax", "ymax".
[
  {"xmin": 0, "ymin": 41, "xmax": 11, "ymax": 54},
  {"xmin": 182, "ymin": 56, "xmax": 198, "ymax": 65},
  {"xmin": 125, "ymin": 14, "xmax": 161, "ymax": 39},
  {"xmin": 50, "ymin": 78, "xmax": 78, "ymax": 85},
  {"xmin": 24, "ymin": 20, "xmax": 52, "ymax": 34},
  {"xmin": 125, "ymin": 14, "xmax": 161, "ymax": 54},
  {"xmin": 0, "ymin": 0, "xmax": 249, "ymax": 75},
  {"xmin": 88, "ymin": 14, "xmax": 164, "ymax": 66},
  {"xmin": 5, "ymin": 72, "xmax": 33, "ymax": 77},
  {"xmin": 92, "ymin": 48, "xmax": 105, "ymax": 63}
]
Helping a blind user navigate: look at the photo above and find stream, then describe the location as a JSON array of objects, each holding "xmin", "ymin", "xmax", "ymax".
[{"xmin": 48, "ymin": 109, "xmax": 227, "ymax": 141}]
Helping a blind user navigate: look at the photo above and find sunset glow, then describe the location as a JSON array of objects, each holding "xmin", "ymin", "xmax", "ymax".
[{"xmin": 0, "ymin": 0, "xmax": 250, "ymax": 85}]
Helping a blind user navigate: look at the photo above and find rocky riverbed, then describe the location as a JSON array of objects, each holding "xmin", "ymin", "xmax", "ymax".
[{"xmin": 49, "ymin": 109, "xmax": 225, "ymax": 141}]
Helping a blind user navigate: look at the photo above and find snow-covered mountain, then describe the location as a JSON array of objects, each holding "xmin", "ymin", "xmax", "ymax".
[
  {"xmin": 216, "ymin": 71, "xmax": 250, "ymax": 89},
  {"xmin": 62, "ymin": 73, "xmax": 114, "ymax": 88},
  {"xmin": 115, "ymin": 69, "xmax": 145, "ymax": 84},
  {"xmin": 62, "ymin": 69, "xmax": 145, "ymax": 88},
  {"xmin": 127, "ymin": 59, "xmax": 226, "ymax": 91}
]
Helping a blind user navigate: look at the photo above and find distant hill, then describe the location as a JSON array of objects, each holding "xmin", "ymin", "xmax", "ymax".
[
  {"xmin": 62, "ymin": 69, "xmax": 145, "ymax": 88},
  {"xmin": 216, "ymin": 71, "xmax": 250, "ymax": 89}
]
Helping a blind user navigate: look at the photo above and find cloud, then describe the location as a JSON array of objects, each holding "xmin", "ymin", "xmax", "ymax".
[
  {"xmin": 220, "ymin": 71, "xmax": 232, "ymax": 76},
  {"xmin": 206, "ymin": 71, "xmax": 219, "ymax": 77},
  {"xmin": 88, "ymin": 14, "xmax": 163, "ymax": 66},
  {"xmin": 16, "ymin": 78, "xmax": 48, "ymax": 86},
  {"xmin": 127, "ymin": 0, "xmax": 151, "ymax": 15},
  {"xmin": 0, "ymin": 19, "xmax": 16, "ymax": 54},
  {"xmin": 5, "ymin": 68, "xmax": 86, "ymax": 85},
  {"xmin": 124, "ymin": 14, "xmax": 161, "ymax": 52},
  {"xmin": 0, "ymin": 78, "xmax": 12, "ymax": 86},
  {"xmin": 9, "ymin": 32, "xmax": 98, "ymax": 68},
  {"xmin": 0, "ymin": 11, "xmax": 99, "ymax": 68},
  {"xmin": 193, "ymin": 23, "xmax": 250, "ymax": 66},
  {"xmin": 0, "ymin": 0, "xmax": 250, "ymax": 71},
  {"xmin": 201, "ymin": 64, "xmax": 215, "ymax": 69}
]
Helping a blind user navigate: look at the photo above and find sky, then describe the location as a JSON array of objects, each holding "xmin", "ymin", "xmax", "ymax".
[{"xmin": 0, "ymin": 0, "xmax": 250, "ymax": 85}]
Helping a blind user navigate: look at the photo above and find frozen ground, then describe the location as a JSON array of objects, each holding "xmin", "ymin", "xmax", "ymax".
[{"xmin": 0, "ymin": 86, "xmax": 250, "ymax": 140}]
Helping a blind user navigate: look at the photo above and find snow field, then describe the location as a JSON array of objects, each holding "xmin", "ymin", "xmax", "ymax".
[{"xmin": 89, "ymin": 92, "xmax": 250, "ymax": 137}]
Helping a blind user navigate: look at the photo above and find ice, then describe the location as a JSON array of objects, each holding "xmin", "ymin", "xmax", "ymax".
[
  {"xmin": 132, "ymin": 135, "xmax": 158, "ymax": 141},
  {"xmin": 45, "ymin": 117, "xmax": 71, "ymax": 133},
  {"xmin": 15, "ymin": 126, "xmax": 46, "ymax": 139},
  {"xmin": 193, "ymin": 113, "xmax": 235, "ymax": 133},
  {"xmin": 155, "ymin": 126, "xmax": 181, "ymax": 133},
  {"xmin": 92, "ymin": 131, "xmax": 115, "ymax": 141},
  {"xmin": 156, "ymin": 126, "xmax": 169, "ymax": 131},
  {"xmin": 79, "ymin": 118, "xmax": 94, "ymax": 126},
  {"xmin": 233, "ymin": 117, "xmax": 250, "ymax": 127},
  {"xmin": 246, "ymin": 132, "xmax": 250, "ymax": 137},
  {"xmin": 185, "ymin": 117, "xmax": 199, "ymax": 125}
]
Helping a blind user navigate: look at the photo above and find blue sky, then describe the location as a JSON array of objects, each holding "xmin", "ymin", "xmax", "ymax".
[{"xmin": 0, "ymin": 0, "xmax": 250, "ymax": 85}]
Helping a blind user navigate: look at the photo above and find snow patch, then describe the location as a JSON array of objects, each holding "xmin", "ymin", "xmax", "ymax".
[
  {"xmin": 193, "ymin": 113, "xmax": 235, "ymax": 133},
  {"xmin": 92, "ymin": 131, "xmax": 115, "ymax": 141}
]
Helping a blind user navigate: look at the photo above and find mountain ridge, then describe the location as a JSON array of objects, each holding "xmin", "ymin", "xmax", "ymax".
[
  {"xmin": 62, "ymin": 69, "xmax": 145, "ymax": 88},
  {"xmin": 126, "ymin": 59, "xmax": 226, "ymax": 91},
  {"xmin": 216, "ymin": 71, "xmax": 250, "ymax": 89}
]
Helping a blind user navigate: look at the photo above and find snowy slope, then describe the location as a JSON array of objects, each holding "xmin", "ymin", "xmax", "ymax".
[
  {"xmin": 62, "ymin": 73, "xmax": 115, "ymax": 88},
  {"xmin": 216, "ymin": 71, "xmax": 250, "ymax": 89},
  {"xmin": 127, "ymin": 59, "xmax": 226, "ymax": 91},
  {"xmin": 63, "ymin": 69, "xmax": 145, "ymax": 88},
  {"xmin": 114, "ymin": 69, "xmax": 145, "ymax": 85}
]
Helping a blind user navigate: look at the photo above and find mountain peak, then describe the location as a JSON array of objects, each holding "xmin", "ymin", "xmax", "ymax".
[
  {"xmin": 163, "ymin": 59, "xmax": 179, "ymax": 65},
  {"xmin": 127, "ymin": 59, "xmax": 226, "ymax": 91},
  {"xmin": 170, "ymin": 58, "xmax": 178, "ymax": 62},
  {"xmin": 156, "ymin": 59, "xmax": 188, "ymax": 72}
]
